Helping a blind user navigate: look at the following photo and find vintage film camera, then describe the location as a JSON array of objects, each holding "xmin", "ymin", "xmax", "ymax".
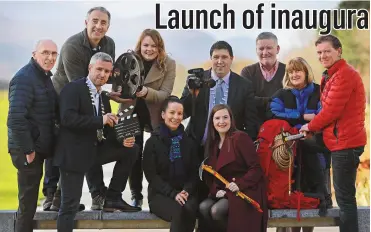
[
  {"xmin": 111, "ymin": 51, "xmax": 145, "ymax": 143},
  {"xmin": 112, "ymin": 51, "xmax": 145, "ymax": 98}
]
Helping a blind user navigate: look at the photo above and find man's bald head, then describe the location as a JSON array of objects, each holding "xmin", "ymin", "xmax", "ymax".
[
  {"xmin": 34, "ymin": 39, "xmax": 57, "ymax": 51},
  {"xmin": 32, "ymin": 39, "xmax": 58, "ymax": 72}
]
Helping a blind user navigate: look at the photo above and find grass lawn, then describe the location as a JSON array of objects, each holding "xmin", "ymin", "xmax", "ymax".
[
  {"xmin": 0, "ymin": 88, "xmax": 369, "ymax": 209},
  {"xmin": 0, "ymin": 93, "xmax": 21, "ymax": 210},
  {"xmin": 0, "ymin": 93, "xmax": 119, "ymax": 210}
]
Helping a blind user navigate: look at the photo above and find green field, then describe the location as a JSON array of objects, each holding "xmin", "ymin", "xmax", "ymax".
[
  {"xmin": 0, "ymin": 93, "xmax": 119, "ymax": 210},
  {"xmin": 0, "ymin": 93, "xmax": 21, "ymax": 210},
  {"xmin": 0, "ymin": 90, "xmax": 369, "ymax": 209}
]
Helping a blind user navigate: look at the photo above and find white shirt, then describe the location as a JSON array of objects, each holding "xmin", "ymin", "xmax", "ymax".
[{"xmin": 86, "ymin": 77, "xmax": 102, "ymax": 116}]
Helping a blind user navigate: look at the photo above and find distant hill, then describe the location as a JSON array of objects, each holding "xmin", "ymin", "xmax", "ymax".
[
  {"xmin": 0, "ymin": 80, "xmax": 9, "ymax": 90},
  {"xmin": 0, "ymin": 12, "xmax": 258, "ymax": 81}
]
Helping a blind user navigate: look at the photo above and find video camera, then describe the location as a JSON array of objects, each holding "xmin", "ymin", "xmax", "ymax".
[{"xmin": 187, "ymin": 68, "xmax": 216, "ymax": 90}]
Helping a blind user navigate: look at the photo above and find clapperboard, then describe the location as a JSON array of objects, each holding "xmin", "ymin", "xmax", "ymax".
[{"xmin": 114, "ymin": 105, "xmax": 141, "ymax": 143}]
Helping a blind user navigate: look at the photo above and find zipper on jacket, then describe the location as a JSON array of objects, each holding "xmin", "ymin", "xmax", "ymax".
[{"xmin": 333, "ymin": 120, "xmax": 338, "ymax": 143}]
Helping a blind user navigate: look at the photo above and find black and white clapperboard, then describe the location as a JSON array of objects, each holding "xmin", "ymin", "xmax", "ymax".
[{"xmin": 114, "ymin": 105, "xmax": 141, "ymax": 143}]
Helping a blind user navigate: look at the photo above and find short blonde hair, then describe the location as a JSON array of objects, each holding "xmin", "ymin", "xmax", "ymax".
[{"xmin": 283, "ymin": 57, "xmax": 315, "ymax": 89}]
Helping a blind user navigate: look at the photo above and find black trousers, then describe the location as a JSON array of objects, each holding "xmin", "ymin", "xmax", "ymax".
[
  {"xmin": 298, "ymin": 140, "xmax": 326, "ymax": 197},
  {"xmin": 195, "ymin": 144, "xmax": 214, "ymax": 232},
  {"xmin": 58, "ymin": 142, "xmax": 138, "ymax": 232},
  {"xmin": 10, "ymin": 149, "xmax": 44, "ymax": 232},
  {"xmin": 128, "ymin": 131, "xmax": 145, "ymax": 200},
  {"xmin": 42, "ymin": 157, "xmax": 59, "ymax": 196},
  {"xmin": 85, "ymin": 141, "xmax": 139, "ymax": 199},
  {"xmin": 57, "ymin": 169, "xmax": 84, "ymax": 232},
  {"xmin": 149, "ymin": 193, "xmax": 198, "ymax": 232},
  {"xmin": 332, "ymin": 146, "xmax": 364, "ymax": 232}
]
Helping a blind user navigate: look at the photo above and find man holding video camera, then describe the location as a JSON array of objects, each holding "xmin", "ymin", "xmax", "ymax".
[
  {"xmin": 180, "ymin": 40, "xmax": 259, "ymax": 232},
  {"xmin": 181, "ymin": 40, "xmax": 259, "ymax": 147}
]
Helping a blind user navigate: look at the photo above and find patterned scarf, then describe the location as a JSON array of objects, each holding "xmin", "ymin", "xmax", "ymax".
[
  {"xmin": 169, "ymin": 134, "xmax": 183, "ymax": 162},
  {"xmin": 159, "ymin": 123, "xmax": 186, "ymax": 183}
]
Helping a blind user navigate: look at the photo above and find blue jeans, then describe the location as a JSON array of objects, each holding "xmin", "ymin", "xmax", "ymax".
[{"xmin": 332, "ymin": 146, "xmax": 364, "ymax": 232}]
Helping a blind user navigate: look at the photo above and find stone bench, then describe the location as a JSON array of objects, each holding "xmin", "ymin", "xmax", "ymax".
[{"xmin": 0, "ymin": 207, "xmax": 369, "ymax": 231}]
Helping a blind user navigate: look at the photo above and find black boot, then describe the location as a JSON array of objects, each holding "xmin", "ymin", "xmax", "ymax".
[
  {"xmin": 131, "ymin": 198, "xmax": 143, "ymax": 209},
  {"xmin": 43, "ymin": 191, "xmax": 54, "ymax": 211},
  {"xmin": 103, "ymin": 197, "xmax": 141, "ymax": 212},
  {"xmin": 50, "ymin": 188, "xmax": 61, "ymax": 211},
  {"xmin": 51, "ymin": 188, "xmax": 85, "ymax": 211}
]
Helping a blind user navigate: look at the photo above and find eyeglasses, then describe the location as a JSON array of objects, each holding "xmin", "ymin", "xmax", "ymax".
[{"xmin": 39, "ymin": 51, "xmax": 59, "ymax": 58}]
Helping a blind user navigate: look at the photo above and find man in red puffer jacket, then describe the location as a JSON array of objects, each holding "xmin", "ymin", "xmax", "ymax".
[{"xmin": 300, "ymin": 34, "xmax": 366, "ymax": 232}]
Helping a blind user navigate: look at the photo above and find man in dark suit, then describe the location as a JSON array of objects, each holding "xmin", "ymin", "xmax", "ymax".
[
  {"xmin": 54, "ymin": 52, "xmax": 139, "ymax": 232},
  {"xmin": 180, "ymin": 40, "xmax": 259, "ymax": 232},
  {"xmin": 181, "ymin": 40, "xmax": 259, "ymax": 145},
  {"xmin": 44, "ymin": 6, "xmax": 116, "ymax": 211},
  {"xmin": 7, "ymin": 39, "xmax": 59, "ymax": 232}
]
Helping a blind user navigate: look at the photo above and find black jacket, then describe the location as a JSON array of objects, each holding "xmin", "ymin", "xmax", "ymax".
[
  {"xmin": 53, "ymin": 77, "xmax": 116, "ymax": 173},
  {"xmin": 143, "ymin": 125, "xmax": 200, "ymax": 200},
  {"xmin": 7, "ymin": 58, "xmax": 58, "ymax": 156},
  {"xmin": 181, "ymin": 70, "xmax": 260, "ymax": 143}
]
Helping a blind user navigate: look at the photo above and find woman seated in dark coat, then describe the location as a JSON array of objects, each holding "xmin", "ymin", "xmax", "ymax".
[
  {"xmin": 267, "ymin": 57, "xmax": 330, "ymax": 232},
  {"xmin": 199, "ymin": 104, "xmax": 268, "ymax": 232},
  {"xmin": 142, "ymin": 96, "xmax": 199, "ymax": 232}
]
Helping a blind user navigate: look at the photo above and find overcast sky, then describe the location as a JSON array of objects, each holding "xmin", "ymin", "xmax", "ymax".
[
  {"xmin": 1, "ymin": 0, "xmax": 340, "ymax": 49},
  {"xmin": 0, "ymin": 0, "xmax": 342, "ymax": 67}
]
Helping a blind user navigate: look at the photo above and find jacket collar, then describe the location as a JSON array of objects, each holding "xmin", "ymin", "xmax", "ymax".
[
  {"xmin": 327, "ymin": 59, "xmax": 346, "ymax": 77},
  {"xmin": 152, "ymin": 123, "xmax": 185, "ymax": 139},
  {"xmin": 82, "ymin": 28, "xmax": 107, "ymax": 50},
  {"xmin": 291, "ymin": 82, "xmax": 314, "ymax": 97},
  {"xmin": 30, "ymin": 58, "xmax": 53, "ymax": 78}
]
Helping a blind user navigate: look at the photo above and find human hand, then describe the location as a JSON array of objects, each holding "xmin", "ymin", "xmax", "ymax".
[
  {"xmin": 175, "ymin": 192, "xmax": 187, "ymax": 206},
  {"xmin": 26, "ymin": 151, "xmax": 36, "ymax": 164},
  {"xmin": 108, "ymin": 86, "xmax": 134, "ymax": 103},
  {"xmin": 103, "ymin": 113, "xmax": 118, "ymax": 127},
  {"xmin": 136, "ymin": 86, "xmax": 148, "ymax": 98},
  {"xmin": 226, "ymin": 178, "xmax": 239, "ymax": 192},
  {"xmin": 216, "ymin": 190, "xmax": 226, "ymax": 198},
  {"xmin": 180, "ymin": 190, "xmax": 189, "ymax": 200},
  {"xmin": 303, "ymin": 113, "xmax": 315, "ymax": 121},
  {"xmin": 299, "ymin": 124, "xmax": 312, "ymax": 138},
  {"xmin": 123, "ymin": 137, "xmax": 135, "ymax": 148}
]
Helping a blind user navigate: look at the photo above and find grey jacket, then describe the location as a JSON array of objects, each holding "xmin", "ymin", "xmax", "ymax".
[{"xmin": 52, "ymin": 29, "xmax": 115, "ymax": 94}]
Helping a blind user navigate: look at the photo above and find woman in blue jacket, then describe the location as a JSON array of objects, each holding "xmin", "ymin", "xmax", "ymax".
[{"xmin": 267, "ymin": 57, "xmax": 331, "ymax": 232}]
